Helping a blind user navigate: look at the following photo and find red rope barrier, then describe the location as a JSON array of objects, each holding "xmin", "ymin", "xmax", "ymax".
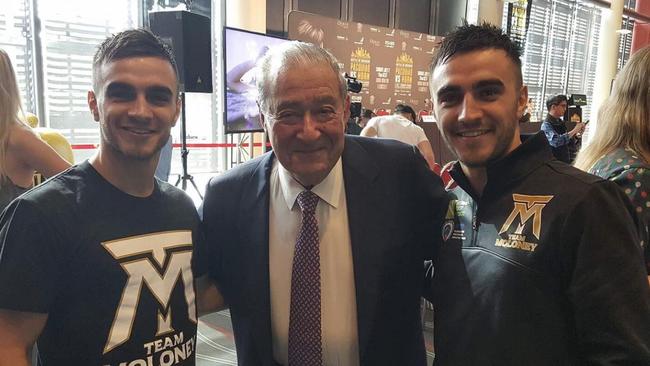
[{"xmin": 70, "ymin": 142, "xmax": 271, "ymax": 150}]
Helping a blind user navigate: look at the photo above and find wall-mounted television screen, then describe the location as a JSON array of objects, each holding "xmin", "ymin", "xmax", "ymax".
[{"xmin": 224, "ymin": 26, "xmax": 290, "ymax": 134}]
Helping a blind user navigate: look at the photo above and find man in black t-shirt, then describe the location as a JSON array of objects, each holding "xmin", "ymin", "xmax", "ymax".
[{"xmin": 0, "ymin": 29, "xmax": 208, "ymax": 366}]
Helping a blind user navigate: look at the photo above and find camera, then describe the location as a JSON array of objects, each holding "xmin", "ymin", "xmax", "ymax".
[
  {"xmin": 349, "ymin": 102, "xmax": 362, "ymax": 118},
  {"xmin": 344, "ymin": 73, "xmax": 362, "ymax": 93}
]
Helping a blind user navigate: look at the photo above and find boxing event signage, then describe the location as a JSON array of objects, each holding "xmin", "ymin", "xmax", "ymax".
[{"xmin": 288, "ymin": 11, "xmax": 443, "ymax": 115}]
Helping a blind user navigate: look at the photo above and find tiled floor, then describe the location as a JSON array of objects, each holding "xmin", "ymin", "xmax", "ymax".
[
  {"xmin": 196, "ymin": 311, "xmax": 238, "ymax": 365},
  {"xmin": 196, "ymin": 307, "xmax": 435, "ymax": 365}
]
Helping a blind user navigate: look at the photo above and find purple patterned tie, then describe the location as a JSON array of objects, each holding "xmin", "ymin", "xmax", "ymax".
[{"xmin": 288, "ymin": 190, "xmax": 322, "ymax": 366}]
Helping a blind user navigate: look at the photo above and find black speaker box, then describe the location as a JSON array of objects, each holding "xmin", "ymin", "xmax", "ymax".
[{"xmin": 149, "ymin": 11, "xmax": 213, "ymax": 93}]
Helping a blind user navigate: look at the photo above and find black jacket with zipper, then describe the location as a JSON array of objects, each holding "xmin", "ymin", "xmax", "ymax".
[{"xmin": 427, "ymin": 132, "xmax": 650, "ymax": 366}]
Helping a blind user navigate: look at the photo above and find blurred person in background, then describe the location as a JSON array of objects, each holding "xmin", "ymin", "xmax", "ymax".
[
  {"xmin": 0, "ymin": 49, "xmax": 70, "ymax": 211},
  {"xmin": 358, "ymin": 108, "xmax": 375, "ymax": 129},
  {"xmin": 418, "ymin": 98, "xmax": 433, "ymax": 123},
  {"xmin": 541, "ymin": 94, "xmax": 584, "ymax": 163},
  {"xmin": 361, "ymin": 103, "xmax": 436, "ymax": 170},
  {"xmin": 575, "ymin": 46, "xmax": 650, "ymax": 280}
]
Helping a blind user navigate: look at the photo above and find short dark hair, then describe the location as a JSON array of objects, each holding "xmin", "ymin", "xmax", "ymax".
[
  {"xmin": 394, "ymin": 103, "xmax": 416, "ymax": 122},
  {"xmin": 362, "ymin": 108, "xmax": 374, "ymax": 119},
  {"xmin": 92, "ymin": 28, "xmax": 178, "ymax": 92},
  {"xmin": 546, "ymin": 94, "xmax": 568, "ymax": 111},
  {"xmin": 430, "ymin": 22, "xmax": 523, "ymax": 86}
]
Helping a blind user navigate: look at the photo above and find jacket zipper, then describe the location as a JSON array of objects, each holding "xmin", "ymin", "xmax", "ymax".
[{"xmin": 471, "ymin": 201, "xmax": 479, "ymax": 247}]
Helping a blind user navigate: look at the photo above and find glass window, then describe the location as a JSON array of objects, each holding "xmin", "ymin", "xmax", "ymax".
[
  {"xmin": 0, "ymin": 0, "xmax": 36, "ymax": 114},
  {"xmin": 510, "ymin": 0, "xmax": 634, "ymax": 122},
  {"xmin": 36, "ymin": 0, "xmax": 138, "ymax": 162},
  {"xmin": 565, "ymin": 2, "xmax": 601, "ymax": 121}
]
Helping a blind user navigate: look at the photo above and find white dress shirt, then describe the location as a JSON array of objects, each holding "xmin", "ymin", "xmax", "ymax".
[{"xmin": 269, "ymin": 158, "xmax": 360, "ymax": 366}]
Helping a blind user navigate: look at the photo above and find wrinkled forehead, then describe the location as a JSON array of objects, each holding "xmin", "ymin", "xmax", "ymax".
[{"xmin": 271, "ymin": 62, "xmax": 344, "ymax": 100}]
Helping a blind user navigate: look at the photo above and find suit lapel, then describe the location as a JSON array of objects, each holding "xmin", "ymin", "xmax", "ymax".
[
  {"xmin": 342, "ymin": 137, "xmax": 381, "ymax": 361},
  {"xmin": 238, "ymin": 152, "xmax": 275, "ymax": 363}
]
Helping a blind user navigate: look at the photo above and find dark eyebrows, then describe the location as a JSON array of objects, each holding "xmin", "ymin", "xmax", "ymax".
[
  {"xmin": 436, "ymin": 79, "xmax": 505, "ymax": 97},
  {"xmin": 147, "ymin": 85, "xmax": 174, "ymax": 98},
  {"xmin": 436, "ymin": 85, "xmax": 462, "ymax": 98},
  {"xmin": 474, "ymin": 79, "xmax": 505, "ymax": 90},
  {"xmin": 104, "ymin": 82, "xmax": 174, "ymax": 98},
  {"xmin": 105, "ymin": 82, "xmax": 133, "ymax": 94}
]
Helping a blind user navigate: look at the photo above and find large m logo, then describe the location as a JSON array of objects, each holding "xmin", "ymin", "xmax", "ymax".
[
  {"xmin": 498, "ymin": 194, "xmax": 553, "ymax": 240},
  {"xmin": 102, "ymin": 230, "xmax": 196, "ymax": 354}
]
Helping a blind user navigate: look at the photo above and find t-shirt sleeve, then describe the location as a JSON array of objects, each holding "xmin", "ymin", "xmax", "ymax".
[
  {"xmin": 365, "ymin": 117, "xmax": 379, "ymax": 131},
  {"xmin": 194, "ymin": 177, "xmax": 223, "ymax": 282},
  {"xmin": 563, "ymin": 182, "xmax": 650, "ymax": 363},
  {"xmin": 414, "ymin": 125, "xmax": 429, "ymax": 144},
  {"xmin": 0, "ymin": 198, "xmax": 64, "ymax": 313},
  {"xmin": 191, "ymin": 204, "xmax": 208, "ymax": 278}
]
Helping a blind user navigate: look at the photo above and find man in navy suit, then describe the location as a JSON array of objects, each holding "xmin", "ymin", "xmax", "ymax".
[{"xmin": 196, "ymin": 41, "xmax": 447, "ymax": 366}]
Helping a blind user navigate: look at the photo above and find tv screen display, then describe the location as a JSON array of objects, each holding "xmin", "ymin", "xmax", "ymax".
[{"xmin": 224, "ymin": 27, "xmax": 289, "ymax": 134}]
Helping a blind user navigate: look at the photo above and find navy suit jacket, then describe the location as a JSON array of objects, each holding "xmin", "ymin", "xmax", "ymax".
[{"xmin": 199, "ymin": 136, "xmax": 447, "ymax": 366}]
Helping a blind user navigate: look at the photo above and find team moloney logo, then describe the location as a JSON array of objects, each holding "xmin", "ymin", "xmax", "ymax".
[
  {"xmin": 102, "ymin": 230, "xmax": 196, "ymax": 355},
  {"xmin": 496, "ymin": 194, "xmax": 553, "ymax": 252}
]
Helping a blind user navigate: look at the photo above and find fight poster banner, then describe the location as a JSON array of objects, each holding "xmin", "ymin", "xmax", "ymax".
[{"xmin": 288, "ymin": 11, "xmax": 443, "ymax": 114}]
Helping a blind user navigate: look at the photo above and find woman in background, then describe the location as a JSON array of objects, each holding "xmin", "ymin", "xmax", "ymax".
[
  {"xmin": 0, "ymin": 49, "xmax": 70, "ymax": 211},
  {"xmin": 574, "ymin": 46, "xmax": 650, "ymax": 278}
]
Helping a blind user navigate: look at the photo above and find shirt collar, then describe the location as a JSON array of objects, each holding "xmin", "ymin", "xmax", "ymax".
[
  {"xmin": 277, "ymin": 157, "xmax": 343, "ymax": 211},
  {"xmin": 449, "ymin": 132, "xmax": 554, "ymax": 197},
  {"xmin": 546, "ymin": 114, "xmax": 563, "ymax": 124}
]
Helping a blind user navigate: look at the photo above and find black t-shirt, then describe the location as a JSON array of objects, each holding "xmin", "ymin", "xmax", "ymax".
[{"xmin": 0, "ymin": 161, "xmax": 201, "ymax": 366}]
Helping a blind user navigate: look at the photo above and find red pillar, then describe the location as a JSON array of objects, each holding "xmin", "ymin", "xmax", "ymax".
[{"xmin": 631, "ymin": 0, "xmax": 650, "ymax": 53}]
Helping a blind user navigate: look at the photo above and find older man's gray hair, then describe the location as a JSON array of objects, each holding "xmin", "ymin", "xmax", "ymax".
[{"xmin": 256, "ymin": 41, "xmax": 347, "ymax": 116}]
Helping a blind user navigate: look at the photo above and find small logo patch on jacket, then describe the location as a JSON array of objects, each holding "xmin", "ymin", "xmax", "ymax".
[{"xmin": 442, "ymin": 200, "xmax": 468, "ymax": 242}]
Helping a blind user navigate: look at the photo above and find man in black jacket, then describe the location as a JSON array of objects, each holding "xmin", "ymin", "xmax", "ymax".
[{"xmin": 427, "ymin": 22, "xmax": 650, "ymax": 365}]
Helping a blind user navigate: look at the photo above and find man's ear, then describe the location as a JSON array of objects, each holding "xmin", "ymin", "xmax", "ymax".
[
  {"xmin": 172, "ymin": 95, "xmax": 181, "ymax": 127},
  {"xmin": 517, "ymin": 85, "xmax": 529, "ymax": 117},
  {"xmin": 88, "ymin": 90, "xmax": 100, "ymax": 122},
  {"xmin": 343, "ymin": 95, "xmax": 351, "ymax": 123},
  {"xmin": 258, "ymin": 101, "xmax": 269, "ymax": 132},
  {"xmin": 429, "ymin": 96, "xmax": 439, "ymax": 122}
]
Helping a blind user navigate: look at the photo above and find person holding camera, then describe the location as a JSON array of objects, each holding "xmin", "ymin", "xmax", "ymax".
[{"xmin": 541, "ymin": 94, "xmax": 584, "ymax": 163}]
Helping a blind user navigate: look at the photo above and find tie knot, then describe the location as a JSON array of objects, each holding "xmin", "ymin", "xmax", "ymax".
[{"xmin": 297, "ymin": 190, "xmax": 319, "ymax": 214}]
